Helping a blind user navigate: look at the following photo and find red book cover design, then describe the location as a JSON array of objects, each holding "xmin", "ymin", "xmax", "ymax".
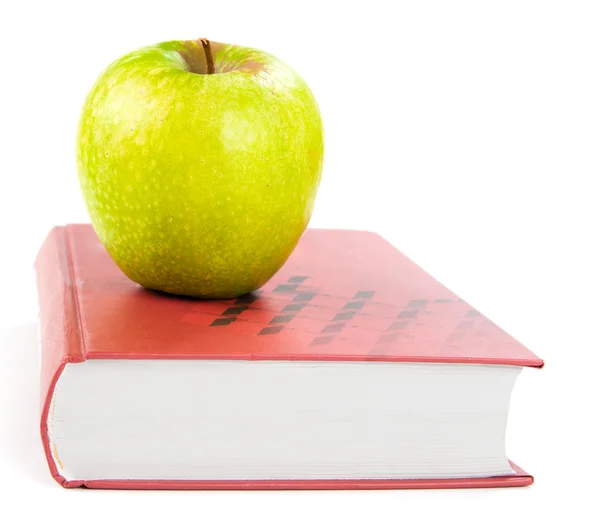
[{"xmin": 36, "ymin": 224, "xmax": 543, "ymax": 489}]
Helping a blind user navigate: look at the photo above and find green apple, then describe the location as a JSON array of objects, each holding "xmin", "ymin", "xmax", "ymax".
[{"xmin": 77, "ymin": 38, "xmax": 323, "ymax": 298}]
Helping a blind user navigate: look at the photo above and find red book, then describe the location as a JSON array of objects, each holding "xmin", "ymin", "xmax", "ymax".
[{"xmin": 36, "ymin": 224, "xmax": 543, "ymax": 489}]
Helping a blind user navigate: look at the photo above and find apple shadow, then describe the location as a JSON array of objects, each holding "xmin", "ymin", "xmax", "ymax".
[
  {"xmin": 1, "ymin": 323, "xmax": 55, "ymax": 487},
  {"xmin": 142, "ymin": 286, "xmax": 263, "ymax": 304}
]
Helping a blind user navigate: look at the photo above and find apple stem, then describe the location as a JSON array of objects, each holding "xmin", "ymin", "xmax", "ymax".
[{"xmin": 199, "ymin": 38, "xmax": 215, "ymax": 74}]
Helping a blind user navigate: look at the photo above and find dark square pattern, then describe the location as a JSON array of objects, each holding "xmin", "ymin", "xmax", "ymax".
[
  {"xmin": 310, "ymin": 335, "xmax": 335, "ymax": 346},
  {"xmin": 293, "ymin": 292, "xmax": 316, "ymax": 301},
  {"xmin": 354, "ymin": 290, "xmax": 375, "ymax": 299},
  {"xmin": 282, "ymin": 303, "xmax": 306, "ymax": 313},
  {"xmin": 465, "ymin": 309, "xmax": 481, "ymax": 317},
  {"xmin": 270, "ymin": 314, "xmax": 296, "ymax": 324},
  {"xmin": 397, "ymin": 309, "xmax": 418, "ymax": 318},
  {"xmin": 387, "ymin": 321, "xmax": 409, "ymax": 331},
  {"xmin": 333, "ymin": 311, "xmax": 356, "ymax": 321},
  {"xmin": 343, "ymin": 300, "xmax": 365, "ymax": 310},
  {"xmin": 273, "ymin": 284, "xmax": 298, "ymax": 293},
  {"xmin": 259, "ymin": 325, "xmax": 285, "ymax": 336},
  {"xmin": 288, "ymin": 276, "xmax": 309, "ymax": 283},
  {"xmin": 221, "ymin": 306, "xmax": 248, "ymax": 316},
  {"xmin": 435, "ymin": 298, "xmax": 453, "ymax": 303},
  {"xmin": 210, "ymin": 317, "xmax": 237, "ymax": 327},
  {"xmin": 407, "ymin": 299, "xmax": 427, "ymax": 307},
  {"xmin": 234, "ymin": 292, "xmax": 261, "ymax": 305},
  {"xmin": 321, "ymin": 323, "xmax": 345, "ymax": 333}
]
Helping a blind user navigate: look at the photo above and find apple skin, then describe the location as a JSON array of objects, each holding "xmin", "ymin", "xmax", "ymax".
[{"xmin": 77, "ymin": 40, "xmax": 323, "ymax": 298}]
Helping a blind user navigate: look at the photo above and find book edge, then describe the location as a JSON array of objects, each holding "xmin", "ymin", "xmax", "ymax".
[
  {"xmin": 64, "ymin": 224, "xmax": 88, "ymax": 361},
  {"xmin": 59, "ymin": 467, "xmax": 533, "ymax": 490},
  {"xmin": 83, "ymin": 353, "xmax": 544, "ymax": 368},
  {"xmin": 36, "ymin": 226, "xmax": 87, "ymax": 487},
  {"xmin": 40, "ymin": 360, "xmax": 86, "ymax": 488}
]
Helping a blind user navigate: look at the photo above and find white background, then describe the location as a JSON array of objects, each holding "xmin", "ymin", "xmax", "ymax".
[{"xmin": 1, "ymin": 0, "xmax": 598, "ymax": 524}]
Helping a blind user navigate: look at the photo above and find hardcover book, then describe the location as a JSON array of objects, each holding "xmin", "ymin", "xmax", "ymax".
[{"xmin": 35, "ymin": 224, "xmax": 543, "ymax": 489}]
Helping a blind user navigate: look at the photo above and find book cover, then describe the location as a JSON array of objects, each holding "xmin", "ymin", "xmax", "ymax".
[{"xmin": 36, "ymin": 224, "xmax": 542, "ymax": 489}]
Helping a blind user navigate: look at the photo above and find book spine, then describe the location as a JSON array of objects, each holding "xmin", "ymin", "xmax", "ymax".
[{"xmin": 35, "ymin": 226, "xmax": 85, "ymax": 487}]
